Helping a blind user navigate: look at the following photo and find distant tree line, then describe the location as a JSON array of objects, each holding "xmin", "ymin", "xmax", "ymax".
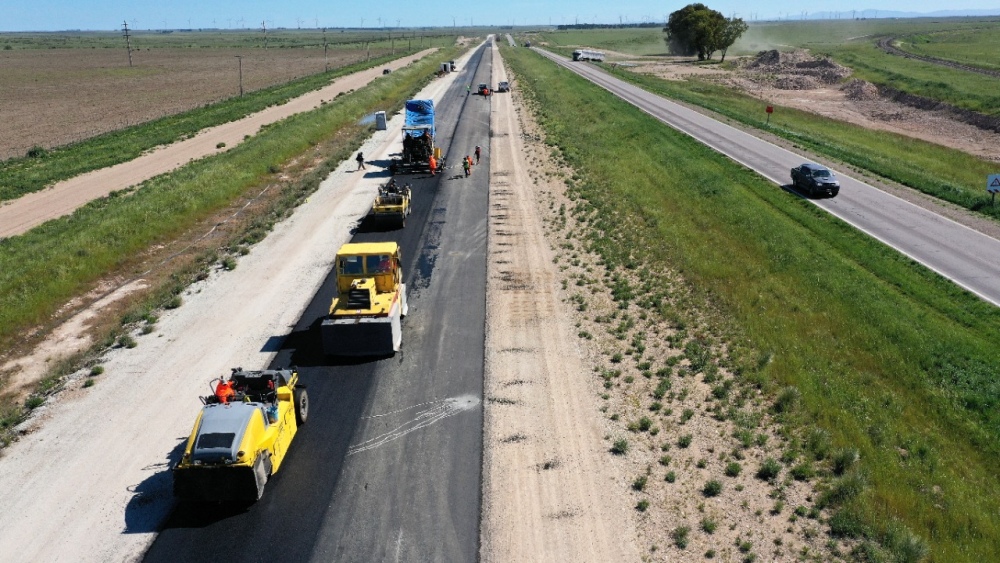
[{"xmin": 663, "ymin": 3, "xmax": 748, "ymax": 61}]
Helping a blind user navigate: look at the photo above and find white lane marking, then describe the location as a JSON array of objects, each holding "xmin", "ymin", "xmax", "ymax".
[{"xmin": 348, "ymin": 394, "xmax": 481, "ymax": 455}]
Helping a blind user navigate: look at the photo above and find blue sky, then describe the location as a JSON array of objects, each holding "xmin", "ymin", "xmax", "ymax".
[{"xmin": 3, "ymin": 1, "xmax": 1000, "ymax": 32}]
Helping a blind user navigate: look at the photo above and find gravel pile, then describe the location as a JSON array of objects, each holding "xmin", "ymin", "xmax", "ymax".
[
  {"xmin": 738, "ymin": 49, "xmax": 851, "ymax": 89},
  {"xmin": 842, "ymin": 79, "xmax": 880, "ymax": 101},
  {"xmin": 775, "ymin": 75, "xmax": 820, "ymax": 90}
]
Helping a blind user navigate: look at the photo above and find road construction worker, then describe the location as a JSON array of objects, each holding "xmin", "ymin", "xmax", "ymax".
[
  {"xmin": 466, "ymin": 84, "xmax": 471, "ymax": 95},
  {"xmin": 428, "ymin": 154, "xmax": 437, "ymax": 176},
  {"xmin": 215, "ymin": 378, "xmax": 235, "ymax": 404},
  {"xmin": 474, "ymin": 145, "xmax": 481, "ymax": 164},
  {"xmin": 463, "ymin": 156, "xmax": 471, "ymax": 177}
]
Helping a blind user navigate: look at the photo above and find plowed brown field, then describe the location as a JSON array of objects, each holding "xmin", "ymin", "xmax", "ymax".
[{"xmin": 0, "ymin": 46, "xmax": 389, "ymax": 160}]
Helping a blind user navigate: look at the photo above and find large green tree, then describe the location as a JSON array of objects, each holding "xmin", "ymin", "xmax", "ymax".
[
  {"xmin": 664, "ymin": 3, "xmax": 724, "ymax": 60},
  {"xmin": 717, "ymin": 17, "xmax": 749, "ymax": 62},
  {"xmin": 664, "ymin": 4, "xmax": 747, "ymax": 61}
]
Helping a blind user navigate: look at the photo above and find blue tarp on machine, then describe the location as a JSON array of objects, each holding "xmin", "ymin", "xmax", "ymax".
[{"xmin": 404, "ymin": 100, "xmax": 435, "ymax": 138}]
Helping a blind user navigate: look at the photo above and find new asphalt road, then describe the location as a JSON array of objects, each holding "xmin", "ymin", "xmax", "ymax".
[{"xmin": 145, "ymin": 42, "xmax": 495, "ymax": 563}]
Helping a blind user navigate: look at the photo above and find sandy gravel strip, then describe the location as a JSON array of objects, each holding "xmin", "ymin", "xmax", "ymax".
[
  {"xmin": 479, "ymin": 42, "xmax": 640, "ymax": 563},
  {"xmin": 0, "ymin": 49, "xmax": 435, "ymax": 239},
  {"xmin": 0, "ymin": 48, "xmax": 476, "ymax": 563}
]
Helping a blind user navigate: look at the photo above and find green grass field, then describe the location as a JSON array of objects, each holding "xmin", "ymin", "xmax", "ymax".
[
  {"xmin": 505, "ymin": 44, "xmax": 1000, "ymax": 562},
  {"xmin": 528, "ymin": 27, "xmax": 669, "ymax": 55},
  {"xmin": 897, "ymin": 27, "xmax": 1000, "ymax": 70}
]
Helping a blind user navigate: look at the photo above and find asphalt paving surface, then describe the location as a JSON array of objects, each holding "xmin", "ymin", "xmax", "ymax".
[
  {"xmin": 145, "ymin": 42, "xmax": 494, "ymax": 563},
  {"xmin": 536, "ymin": 49, "xmax": 1000, "ymax": 307}
]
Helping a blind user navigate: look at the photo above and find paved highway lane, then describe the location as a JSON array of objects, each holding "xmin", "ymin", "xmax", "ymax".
[
  {"xmin": 145, "ymin": 43, "xmax": 494, "ymax": 563},
  {"xmin": 535, "ymin": 49, "xmax": 1000, "ymax": 307}
]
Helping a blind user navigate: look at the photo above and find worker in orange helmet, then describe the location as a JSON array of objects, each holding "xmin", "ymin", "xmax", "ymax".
[
  {"xmin": 215, "ymin": 378, "xmax": 235, "ymax": 404},
  {"xmin": 428, "ymin": 154, "xmax": 437, "ymax": 176}
]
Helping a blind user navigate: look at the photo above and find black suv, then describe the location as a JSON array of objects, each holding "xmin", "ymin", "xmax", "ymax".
[{"xmin": 790, "ymin": 163, "xmax": 840, "ymax": 197}]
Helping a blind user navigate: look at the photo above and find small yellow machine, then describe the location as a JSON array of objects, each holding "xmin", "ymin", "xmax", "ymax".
[
  {"xmin": 173, "ymin": 368, "xmax": 308, "ymax": 502},
  {"xmin": 321, "ymin": 242, "xmax": 408, "ymax": 356},
  {"xmin": 369, "ymin": 180, "xmax": 411, "ymax": 227}
]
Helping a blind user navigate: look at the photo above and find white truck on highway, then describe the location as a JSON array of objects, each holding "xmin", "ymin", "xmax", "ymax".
[{"xmin": 572, "ymin": 49, "xmax": 605, "ymax": 62}]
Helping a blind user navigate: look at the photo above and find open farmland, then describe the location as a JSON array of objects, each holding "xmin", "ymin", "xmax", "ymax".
[{"xmin": 0, "ymin": 30, "xmax": 456, "ymax": 161}]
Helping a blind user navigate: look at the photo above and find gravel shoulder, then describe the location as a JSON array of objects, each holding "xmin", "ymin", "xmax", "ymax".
[{"xmin": 479, "ymin": 43, "xmax": 640, "ymax": 562}]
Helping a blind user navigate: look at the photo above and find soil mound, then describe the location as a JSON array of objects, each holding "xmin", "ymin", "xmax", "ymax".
[
  {"xmin": 739, "ymin": 49, "xmax": 851, "ymax": 89},
  {"xmin": 842, "ymin": 79, "xmax": 880, "ymax": 101},
  {"xmin": 775, "ymin": 76, "xmax": 820, "ymax": 90}
]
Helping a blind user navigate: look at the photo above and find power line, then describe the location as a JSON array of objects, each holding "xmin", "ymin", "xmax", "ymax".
[{"xmin": 122, "ymin": 20, "xmax": 134, "ymax": 67}]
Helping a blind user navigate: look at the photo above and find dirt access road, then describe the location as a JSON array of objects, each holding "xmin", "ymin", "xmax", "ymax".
[
  {"xmin": 480, "ymin": 40, "xmax": 639, "ymax": 562},
  {"xmin": 0, "ymin": 49, "xmax": 434, "ymax": 238}
]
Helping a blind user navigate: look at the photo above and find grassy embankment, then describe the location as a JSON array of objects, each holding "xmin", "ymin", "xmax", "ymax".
[
  {"xmin": 896, "ymin": 27, "xmax": 1000, "ymax": 71},
  {"xmin": 823, "ymin": 42, "xmax": 1000, "ymax": 117},
  {"xmin": 505, "ymin": 45, "xmax": 1000, "ymax": 561},
  {"xmin": 0, "ymin": 39, "xmax": 453, "ymax": 200},
  {"xmin": 0, "ymin": 45, "xmax": 464, "ymax": 443}
]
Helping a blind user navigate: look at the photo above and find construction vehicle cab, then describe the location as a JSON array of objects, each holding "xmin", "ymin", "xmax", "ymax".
[
  {"xmin": 173, "ymin": 368, "xmax": 308, "ymax": 503},
  {"xmin": 321, "ymin": 242, "xmax": 408, "ymax": 356},
  {"xmin": 369, "ymin": 180, "xmax": 412, "ymax": 227}
]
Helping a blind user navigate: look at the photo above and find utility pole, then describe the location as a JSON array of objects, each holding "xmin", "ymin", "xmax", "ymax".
[
  {"xmin": 235, "ymin": 55, "xmax": 243, "ymax": 96},
  {"xmin": 122, "ymin": 20, "xmax": 134, "ymax": 67},
  {"xmin": 262, "ymin": 20, "xmax": 267, "ymax": 50},
  {"xmin": 323, "ymin": 28, "xmax": 329, "ymax": 72}
]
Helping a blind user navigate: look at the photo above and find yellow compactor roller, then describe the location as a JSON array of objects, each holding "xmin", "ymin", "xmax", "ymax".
[
  {"xmin": 369, "ymin": 180, "xmax": 411, "ymax": 228},
  {"xmin": 321, "ymin": 242, "xmax": 408, "ymax": 356},
  {"xmin": 172, "ymin": 368, "xmax": 308, "ymax": 502}
]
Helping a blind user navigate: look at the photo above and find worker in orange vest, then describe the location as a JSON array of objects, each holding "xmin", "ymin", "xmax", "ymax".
[
  {"xmin": 428, "ymin": 154, "xmax": 437, "ymax": 176},
  {"xmin": 215, "ymin": 378, "xmax": 235, "ymax": 404}
]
